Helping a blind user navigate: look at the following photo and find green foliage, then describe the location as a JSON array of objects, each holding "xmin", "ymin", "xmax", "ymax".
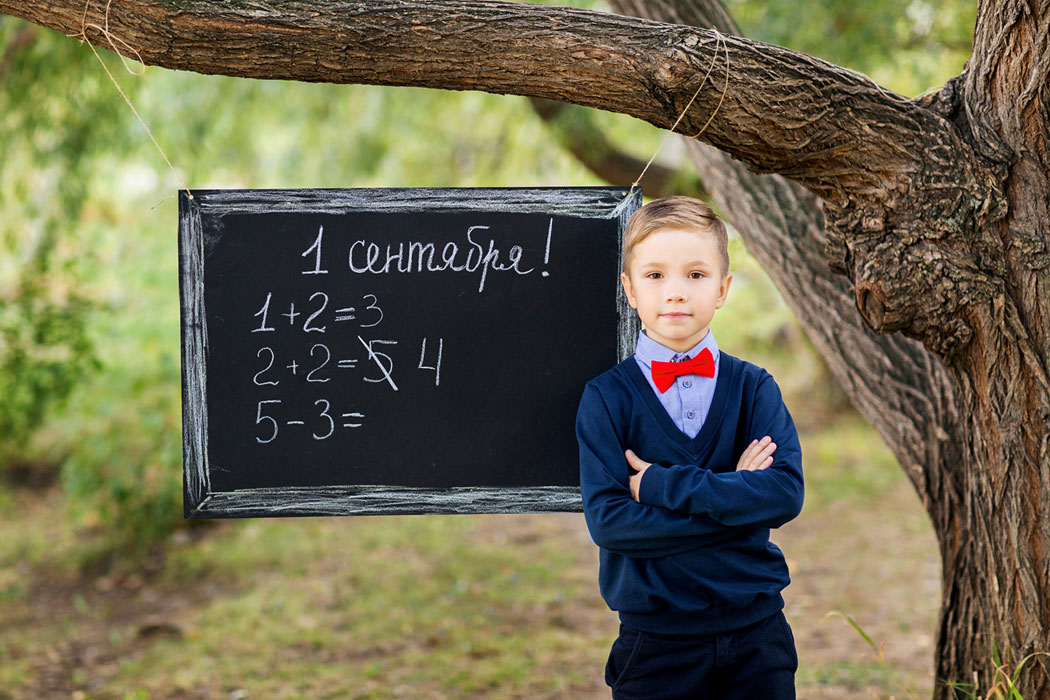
[
  {"xmin": 725, "ymin": 0, "xmax": 976, "ymax": 96},
  {"xmin": 0, "ymin": 20, "xmax": 131, "ymax": 467},
  {"xmin": 0, "ymin": 19, "xmax": 183, "ymax": 550},
  {"xmin": 0, "ymin": 242, "xmax": 98, "ymax": 465},
  {"xmin": 59, "ymin": 362, "xmax": 183, "ymax": 556}
]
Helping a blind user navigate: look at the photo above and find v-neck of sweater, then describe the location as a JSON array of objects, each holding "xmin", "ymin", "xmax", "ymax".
[{"xmin": 622, "ymin": 351, "xmax": 736, "ymax": 459}]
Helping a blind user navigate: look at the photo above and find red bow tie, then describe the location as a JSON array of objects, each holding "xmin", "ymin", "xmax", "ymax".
[{"xmin": 650, "ymin": 347, "xmax": 715, "ymax": 393}]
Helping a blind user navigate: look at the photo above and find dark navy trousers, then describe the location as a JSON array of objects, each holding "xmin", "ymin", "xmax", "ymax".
[{"xmin": 605, "ymin": 611, "xmax": 797, "ymax": 700}]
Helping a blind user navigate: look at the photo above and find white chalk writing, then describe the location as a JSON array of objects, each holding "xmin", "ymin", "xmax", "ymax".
[{"xmin": 347, "ymin": 221, "xmax": 550, "ymax": 293}]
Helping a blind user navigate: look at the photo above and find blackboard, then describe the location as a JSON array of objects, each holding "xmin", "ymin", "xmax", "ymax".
[{"xmin": 180, "ymin": 188, "xmax": 641, "ymax": 518}]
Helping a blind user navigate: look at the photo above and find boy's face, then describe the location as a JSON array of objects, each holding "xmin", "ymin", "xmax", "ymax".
[{"xmin": 621, "ymin": 228, "xmax": 733, "ymax": 353}]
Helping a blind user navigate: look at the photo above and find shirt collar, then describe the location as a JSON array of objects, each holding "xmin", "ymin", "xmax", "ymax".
[{"xmin": 634, "ymin": 328, "xmax": 719, "ymax": 368}]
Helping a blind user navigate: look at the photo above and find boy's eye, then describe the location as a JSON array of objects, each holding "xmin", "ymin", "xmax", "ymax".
[
  {"xmin": 645, "ymin": 272, "xmax": 663, "ymax": 279},
  {"xmin": 689, "ymin": 271, "xmax": 704, "ymax": 279}
]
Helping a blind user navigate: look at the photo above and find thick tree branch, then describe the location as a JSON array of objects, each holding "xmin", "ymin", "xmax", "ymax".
[
  {"xmin": 0, "ymin": 0, "xmax": 976, "ymax": 210},
  {"xmin": 4, "ymin": 0, "xmax": 1010, "ymax": 408},
  {"xmin": 524, "ymin": 0, "xmax": 729, "ymax": 200}
]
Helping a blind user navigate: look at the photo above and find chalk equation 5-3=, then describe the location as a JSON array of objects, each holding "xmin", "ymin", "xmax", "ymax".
[{"xmin": 254, "ymin": 399, "xmax": 366, "ymax": 443}]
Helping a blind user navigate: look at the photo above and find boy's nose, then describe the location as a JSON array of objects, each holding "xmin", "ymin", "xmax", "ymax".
[{"xmin": 665, "ymin": 288, "xmax": 687, "ymax": 302}]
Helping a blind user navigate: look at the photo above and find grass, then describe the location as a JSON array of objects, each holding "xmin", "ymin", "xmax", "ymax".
[
  {"xmin": 940, "ymin": 647, "xmax": 1050, "ymax": 700},
  {"xmin": 821, "ymin": 611, "xmax": 924, "ymax": 699},
  {"xmin": 156, "ymin": 516, "xmax": 603, "ymax": 699},
  {"xmin": 796, "ymin": 659, "xmax": 899, "ymax": 691}
]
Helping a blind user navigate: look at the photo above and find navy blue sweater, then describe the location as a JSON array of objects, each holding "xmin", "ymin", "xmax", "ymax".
[{"xmin": 576, "ymin": 352, "xmax": 804, "ymax": 635}]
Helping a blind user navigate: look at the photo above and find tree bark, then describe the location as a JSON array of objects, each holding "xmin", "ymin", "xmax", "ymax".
[
  {"xmin": 937, "ymin": 0, "xmax": 1050, "ymax": 693},
  {"xmin": 3, "ymin": 0, "xmax": 1049, "ymax": 696}
]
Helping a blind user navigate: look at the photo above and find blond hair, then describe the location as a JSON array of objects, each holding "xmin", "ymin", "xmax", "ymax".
[{"xmin": 622, "ymin": 196, "xmax": 730, "ymax": 277}]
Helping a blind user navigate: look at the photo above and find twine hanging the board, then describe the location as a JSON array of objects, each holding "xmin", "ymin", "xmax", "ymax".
[
  {"xmin": 78, "ymin": 0, "xmax": 192, "ymax": 201},
  {"xmin": 627, "ymin": 27, "xmax": 731, "ymax": 201}
]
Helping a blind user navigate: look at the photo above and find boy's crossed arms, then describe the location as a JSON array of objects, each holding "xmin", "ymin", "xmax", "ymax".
[
  {"xmin": 626, "ymin": 435, "xmax": 777, "ymax": 500},
  {"xmin": 577, "ymin": 379, "xmax": 804, "ymax": 560}
]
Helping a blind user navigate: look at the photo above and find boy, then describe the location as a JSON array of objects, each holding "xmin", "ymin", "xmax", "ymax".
[{"xmin": 576, "ymin": 196, "xmax": 803, "ymax": 699}]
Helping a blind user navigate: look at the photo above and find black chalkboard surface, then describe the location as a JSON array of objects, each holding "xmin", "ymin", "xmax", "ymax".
[{"xmin": 180, "ymin": 188, "xmax": 641, "ymax": 518}]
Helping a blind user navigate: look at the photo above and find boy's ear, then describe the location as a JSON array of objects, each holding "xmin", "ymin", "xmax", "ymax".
[
  {"xmin": 715, "ymin": 272, "xmax": 733, "ymax": 309},
  {"xmin": 621, "ymin": 272, "xmax": 638, "ymax": 309}
]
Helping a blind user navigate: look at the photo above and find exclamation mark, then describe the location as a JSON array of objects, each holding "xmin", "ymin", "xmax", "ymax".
[{"xmin": 542, "ymin": 218, "xmax": 552, "ymax": 277}]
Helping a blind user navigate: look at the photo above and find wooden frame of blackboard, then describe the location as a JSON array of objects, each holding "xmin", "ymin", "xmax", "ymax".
[{"xmin": 180, "ymin": 187, "xmax": 641, "ymax": 518}]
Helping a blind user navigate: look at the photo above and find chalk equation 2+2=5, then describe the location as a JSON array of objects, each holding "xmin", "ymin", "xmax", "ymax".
[{"xmin": 252, "ymin": 335, "xmax": 444, "ymax": 391}]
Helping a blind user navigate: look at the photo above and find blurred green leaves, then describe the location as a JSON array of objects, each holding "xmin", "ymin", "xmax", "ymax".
[
  {"xmin": 726, "ymin": 0, "xmax": 975, "ymax": 96},
  {"xmin": 0, "ymin": 254, "xmax": 98, "ymax": 464},
  {"xmin": 0, "ymin": 19, "xmax": 131, "ymax": 467}
]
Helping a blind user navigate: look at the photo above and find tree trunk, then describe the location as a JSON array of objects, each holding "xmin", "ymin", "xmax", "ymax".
[
  {"xmin": 932, "ymin": 0, "xmax": 1050, "ymax": 693},
  {"xmin": 2, "ymin": 0, "xmax": 1048, "ymax": 696}
]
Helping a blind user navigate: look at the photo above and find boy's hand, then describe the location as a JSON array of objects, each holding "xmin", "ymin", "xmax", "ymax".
[
  {"xmin": 625, "ymin": 449, "xmax": 651, "ymax": 502},
  {"xmin": 737, "ymin": 436, "xmax": 776, "ymax": 471}
]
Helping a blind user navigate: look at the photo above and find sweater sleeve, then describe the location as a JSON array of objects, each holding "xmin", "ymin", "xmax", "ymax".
[
  {"xmin": 637, "ymin": 372, "xmax": 804, "ymax": 529},
  {"xmin": 577, "ymin": 383, "xmax": 743, "ymax": 559}
]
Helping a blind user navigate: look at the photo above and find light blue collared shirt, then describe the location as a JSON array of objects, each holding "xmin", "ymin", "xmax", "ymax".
[{"xmin": 633, "ymin": 329, "xmax": 720, "ymax": 439}]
